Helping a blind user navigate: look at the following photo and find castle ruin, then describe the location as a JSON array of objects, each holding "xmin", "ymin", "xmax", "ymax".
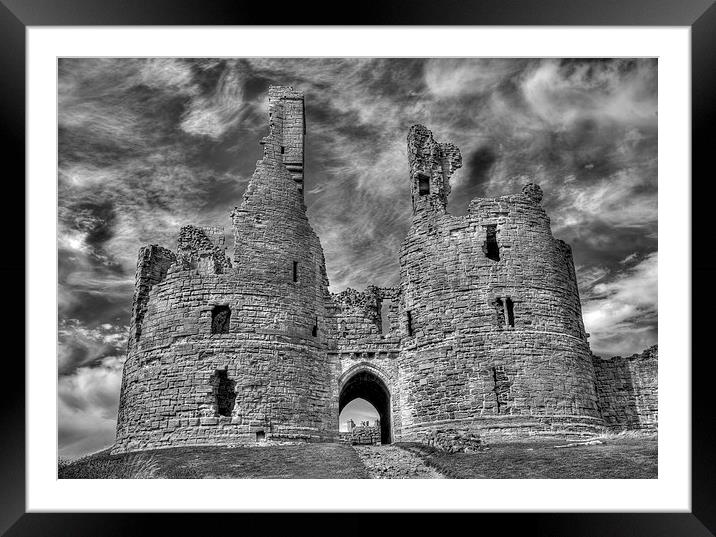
[{"xmin": 113, "ymin": 86, "xmax": 656, "ymax": 453}]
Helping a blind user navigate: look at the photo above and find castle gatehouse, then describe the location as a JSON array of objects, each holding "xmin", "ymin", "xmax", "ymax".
[{"xmin": 113, "ymin": 86, "xmax": 655, "ymax": 454}]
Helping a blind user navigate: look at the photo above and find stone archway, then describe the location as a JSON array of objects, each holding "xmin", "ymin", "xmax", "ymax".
[{"xmin": 339, "ymin": 369, "xmax": 392, "ymax": 444}]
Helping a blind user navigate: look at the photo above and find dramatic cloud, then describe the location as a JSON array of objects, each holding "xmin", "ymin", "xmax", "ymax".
[
  {"xmin": 59, "ymin": 355, "xmax": 125, "ymax": 459},
  {"xmin": 582, "ymin": 252, "xmax": 658, "ymax": 357},
  {"xmin": 423, "ymin": 58, "xmax": 525, "ymax": 99},
  {"xmin": 58, "ymin": 58, "xmax": 657, "ymax": 456},
  {"xmin": 58, "ymin": 319, "xmax": 129, "ymax": 375},
  {"xmin": 520, "ymin": 59, "xmax": 657, "ymax": 130}
]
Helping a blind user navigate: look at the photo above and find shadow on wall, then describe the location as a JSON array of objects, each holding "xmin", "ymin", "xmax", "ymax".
[{"xmin": 592, "ymin": 345, "xmax": 658, "ymax": 430}]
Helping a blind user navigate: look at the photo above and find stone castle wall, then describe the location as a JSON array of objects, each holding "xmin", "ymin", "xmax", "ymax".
[
  {"xmin": 114, "ymin": 86, "xmax": 655, "ymax": 454},
  {"xmin": 592, "ymin": 346, "xmax": 658, "ymax": 429}
]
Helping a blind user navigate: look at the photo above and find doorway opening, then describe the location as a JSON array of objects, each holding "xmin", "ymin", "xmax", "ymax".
[{"xmin": 339, "ymin": 369, "xmax": 392, "ymax": 444}]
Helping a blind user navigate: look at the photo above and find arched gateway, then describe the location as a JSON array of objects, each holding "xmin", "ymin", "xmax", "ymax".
[{"xmin": 339, "ymin": 369, "xmax": 392, "ymax": 444}]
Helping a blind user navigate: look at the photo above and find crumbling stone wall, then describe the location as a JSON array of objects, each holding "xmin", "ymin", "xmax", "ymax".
[
  {"xmin": 407, "ymin": 124, "xmax": 462, "ymax": 216},
  {"xmin": 332, "ymin": 285, "xmax": 400, "ymax": 343},
  {"xmin": 265, "ymin": 85, "xmax": 305, "ymax": 191},
  {"xmin": 592, "ymin": 345, "xmax": 658, "ymax": 429},
  {"xmin": 176, "ymin": 225, "xmax": 231, "ymax": 274},
  {"xmin": 127, "ymin": 245, "xmax": 176, "ymax": 347}
]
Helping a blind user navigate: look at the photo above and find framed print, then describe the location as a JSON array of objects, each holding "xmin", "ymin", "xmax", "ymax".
[{"xmin": 5, "ymin": 0, "xmax": 714, "ymax": 534}]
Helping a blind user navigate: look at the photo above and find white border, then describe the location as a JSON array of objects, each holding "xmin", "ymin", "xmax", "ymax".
[{"xmin": 27, "ymin": 27, "xmax": 690, "ymax": 512}]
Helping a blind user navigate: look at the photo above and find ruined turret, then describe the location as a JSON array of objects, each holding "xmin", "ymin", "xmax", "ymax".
[
  {"xmin": 262, "ymin": 85, "xmax": 306, "ymax": 192},
  {"xmin": 407, "ymin": 124, "xmax": 462, "ymax": 215}
]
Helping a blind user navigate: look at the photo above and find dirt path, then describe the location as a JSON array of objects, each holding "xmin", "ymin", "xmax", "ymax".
[{"xmin": 353, "ymin": 445, "xmax": 445, "ymax": 479}]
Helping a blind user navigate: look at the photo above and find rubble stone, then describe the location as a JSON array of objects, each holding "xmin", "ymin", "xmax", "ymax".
[{"xmin": 421, "ymin": 428, "xmax": 486, "ymax": 453}]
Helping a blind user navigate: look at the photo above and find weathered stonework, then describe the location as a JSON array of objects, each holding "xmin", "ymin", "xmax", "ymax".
[
  {"xmin": 422, "ymin": 428, "xmax": 485, "ymax": 453},
  {"xmin": 592, "ymin": 346, "xmax": 658, "ymax": 429},
  {"xmin": 113, "ymin": 86, "xmax": 656, "ymax": 454}
]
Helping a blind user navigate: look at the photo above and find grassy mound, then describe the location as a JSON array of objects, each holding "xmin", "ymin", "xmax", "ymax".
[
  {"xmin": 396, "ymin": 431, "xmax": 658, "ymax": 479},
  {"xmin": 59, "ymin": 443, "xmax": 369, "ymax": 479},
  {"xmin": 59, "ymin": 433, "xmax": 657, "ymax": 479}
]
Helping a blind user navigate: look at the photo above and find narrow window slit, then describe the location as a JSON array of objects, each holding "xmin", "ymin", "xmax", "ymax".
[
  {"xmin": 380, "ymin": 299, "xmax": 393, "ymax": 334},
  {"xmin": 417, "ymin": 173, "xmax": 430, "ymax": 196},
  {"xmin": 312, "ymin": 317, "xmax": 318, "ymax": 337},
  {"xmin": 212, "ymin": 369, "xmax": 236, "ymax": 417},
  {"xmin": 406, "ymin": 310, "xmax": 414, "ymax": 336},
  {"xmin": 292, "ymin": 261, "xmax": 298, "ymax": 282},
  {"xmin": 211, "ymin": 305, "xmax": 231, "ymax": 334},
  {"xmin": 483, "ymin": 224, "xmax": 500, "ymax": 261},
  {"xmin": 494, "ymin": 298, "xmax": 505, "ymax": 327},
  {"xmin": 492, "ymin": 367, "xmax": 509, "ymax": 414},
  {"xmin": 506, "ymin": 297, "xmax": 515, "ymax": 327}
]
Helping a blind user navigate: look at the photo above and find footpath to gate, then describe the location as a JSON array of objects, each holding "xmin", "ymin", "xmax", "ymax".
[{"xmin": 352, "ymin": 444, "xmax": 445, "ymax": 479}]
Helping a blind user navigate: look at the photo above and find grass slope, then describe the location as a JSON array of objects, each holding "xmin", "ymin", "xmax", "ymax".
[
  {"xmin": 397, "ymin": 432, "xmax": 658, "ymax": 479},
  {"xmin": 59, "ymin": 433, "xmax": 657, "ymax": 479},
  {"xmin": 59, "ymin": 443, "xmax": 369, "ymax": 479}
]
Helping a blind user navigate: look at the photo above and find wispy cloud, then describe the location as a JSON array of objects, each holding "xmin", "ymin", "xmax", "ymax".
[
  {"xmin": 423, "ymin": 58, "xmax": 524, "ymax": 99},
  {"xmin": 582, "ymin": 252, "xmax": 658, "ymax": 356},
  {"xmin": 58, "ymin": 319, "xmax": 129, "ymax": 375},
  {"xmin": 520, "ymin": 59, "xmax": 657, "ymax": 130},
  {"xmin": 180, "ymin": 62, "xmax": 248, "ymax": 139}
]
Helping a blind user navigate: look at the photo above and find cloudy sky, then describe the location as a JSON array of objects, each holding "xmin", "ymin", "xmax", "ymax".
[{"xmin": 58, "ymin": 58, "xmax": 657, "ymax": 458}]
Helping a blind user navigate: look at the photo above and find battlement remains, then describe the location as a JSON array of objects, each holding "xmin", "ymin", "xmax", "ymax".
[{"xmin": 407, "ymin": 124, "xmax": 462, "ymax": 215}]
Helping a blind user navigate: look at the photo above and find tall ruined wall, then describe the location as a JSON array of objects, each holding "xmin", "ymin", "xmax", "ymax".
[
  {"xmin": 265, "ymin": 85, "xmax": 305, "ymax": 191},
  {"xmin": 114, "ymin": 86, "xmax": 336, "ymax": 453},
  {"xmin": 396, "ymin": 125, "xmax": 601, "ymax": 440},
  {"xmin": 592, "ymin": 345, "xmax": 658, "ymax": 429},
  {"xmin": 332, "ymin": 285, "xmax": 401, "ymax": 344},
  {"xmin": 127, "ymin": 245, "xmax": 176, "ymax": 348}
]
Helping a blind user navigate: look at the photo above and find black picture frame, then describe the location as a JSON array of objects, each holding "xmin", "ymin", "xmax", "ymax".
[{"xmin": 4, "ymin": 0, "xmax": 713, "ymax": 534}]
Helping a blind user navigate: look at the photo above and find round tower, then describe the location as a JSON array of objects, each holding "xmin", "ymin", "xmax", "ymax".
[
  {"xmin": 114, "ymin": 87, "xmax": 336, "ymax": 453},
  {"xmin": 396, "ymin": 125, "xmax": 601, "ymax": 441}
]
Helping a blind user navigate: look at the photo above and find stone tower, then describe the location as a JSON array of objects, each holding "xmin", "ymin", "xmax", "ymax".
[
  {"xmin": 396, "ymin": 125, "xmax": 601, "ymax": 440},
  {"xmin": 114, "ymin": 86, "xmax": 335, "ymax": 453}
]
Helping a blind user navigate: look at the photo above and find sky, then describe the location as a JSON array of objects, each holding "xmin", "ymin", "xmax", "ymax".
[
  {"xmin": 58, "ymin": 58, "xmax": 657, "ymax": 458},
  {"xmin": 339, "ymin": 399, "xmax": 379, "ymax": 432}
]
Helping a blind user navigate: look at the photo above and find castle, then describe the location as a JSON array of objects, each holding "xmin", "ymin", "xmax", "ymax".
[{"xmin": 113, "ymin": 86, "xmax": 656, "ymax": 453}]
